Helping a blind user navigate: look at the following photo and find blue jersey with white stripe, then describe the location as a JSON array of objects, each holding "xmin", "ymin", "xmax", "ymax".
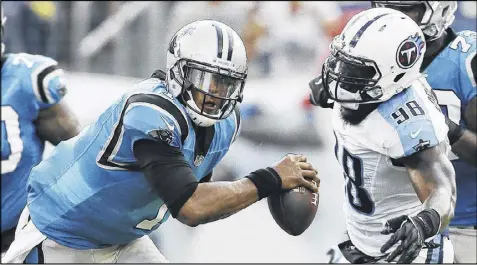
[
  {"xmin": 27, "ymin": 78, "xmax": 241, "ymax": 249},
  {"xmin": 1, "ymin": 53, "xmax": 66, "ymax": 232},
  {"xmin": 423, "ymin": 30, "xmax": 477, "ymax": 226}
]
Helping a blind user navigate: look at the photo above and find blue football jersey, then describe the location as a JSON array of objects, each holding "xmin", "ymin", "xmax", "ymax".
[
  {"xmin": 423, "ymin": 30, "xmax": 477, "ymax": 226},
  {"xmin": 26, "ymin": 78, "xmax": 241, "ymax": 249},
  {"xmin": 1, "ymin": 53, "xmax": 66, "ymax": 232}
]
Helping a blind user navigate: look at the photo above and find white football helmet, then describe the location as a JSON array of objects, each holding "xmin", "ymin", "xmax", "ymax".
[
  {"xmin": 371, "ymin": 1, "xmax": 457, "ymax": 41},
  {"xmin": 166, "ymin": 20, "xmax": 248, "ymax": 127},
  {"xmin": 322, "ymin": 7, "xmax": 426, "ymax": 110}
]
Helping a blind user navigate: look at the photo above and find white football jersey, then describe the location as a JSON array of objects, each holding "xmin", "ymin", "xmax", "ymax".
[{"xmin": 332, "ymin": 77, "xmax": 449, "ymax": 257}]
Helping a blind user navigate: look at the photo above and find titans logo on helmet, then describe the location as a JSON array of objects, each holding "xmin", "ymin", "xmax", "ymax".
[{"xmin": 396, "ymin": 33, "xmax": 425, "ymax": 69}]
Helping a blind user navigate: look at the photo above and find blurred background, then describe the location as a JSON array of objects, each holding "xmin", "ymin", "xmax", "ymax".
[{"xmin": 2, "ymin": 1, "xmax": 476, "ymax": 262}]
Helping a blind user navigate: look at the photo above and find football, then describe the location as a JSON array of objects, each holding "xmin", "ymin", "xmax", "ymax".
[{"xmin": 267, "ymin": 185, "xmax": 319, "ymax": 236}]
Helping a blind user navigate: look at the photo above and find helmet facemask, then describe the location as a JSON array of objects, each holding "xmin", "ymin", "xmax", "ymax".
[
  {"xmin": 371, "ymin": 1, "xmax": 457, "ymax": 41},
  {"xmin": 323, "ymin": 40, "xmax": 383, "ymax": 110},
  {"xmin": 171, "ymin": 59, "xmax": 246, "ymax": 125}
]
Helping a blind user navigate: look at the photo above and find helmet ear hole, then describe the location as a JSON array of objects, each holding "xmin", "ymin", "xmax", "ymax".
[
  {"xmin": 394, "ymin": 73, "xmax": 405, "ymax": 83},
  {"xmin": 441, "ymin": 6, "xmax": 449, "ymax": 17}
]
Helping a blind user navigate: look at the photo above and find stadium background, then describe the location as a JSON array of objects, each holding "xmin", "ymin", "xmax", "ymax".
[{"xmin": 2, "ymin": 1, "xmax": 476, "ymax": 262}]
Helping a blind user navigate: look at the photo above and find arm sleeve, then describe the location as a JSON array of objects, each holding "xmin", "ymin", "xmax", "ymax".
[
  {"xmin": 377, "ymin": 82, "xmax": 448, "ymax": 159},
  {"xmin": 133, "ymin": 139, "xmax": 198, "ymax": 218},
  {"xmin": 385, "ymin": 116, "xmax": 447, "ymax": 159}
]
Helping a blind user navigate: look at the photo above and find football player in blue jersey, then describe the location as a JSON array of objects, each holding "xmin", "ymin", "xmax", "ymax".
[
  {"xmin": 310, "ymin": 1, "xmax": 476, "ymax": 263},
  {"xmin": 1, "ymin": 6, "xmax": 80, "ymax": 256},
  {"xmin": 2, "ymin": 20, "xmax": 320, "ymax": 263}
]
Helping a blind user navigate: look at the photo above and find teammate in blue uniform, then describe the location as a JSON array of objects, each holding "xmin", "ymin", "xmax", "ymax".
[
  {"xmin": 2, "ymin": 20, "xmax": 320, "ymax": 263},
  {"xmin": 310, "ymin": 1, "xmax": 476, "ymax": 263},
  {"xmin": 1, "ymin": 7, "xmax": 80, "ymax": 255}
]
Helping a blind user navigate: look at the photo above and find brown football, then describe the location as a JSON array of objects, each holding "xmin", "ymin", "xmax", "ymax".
[{"xmin": 267, "ymin": 186, "xmax": 319, "ymax": 236}]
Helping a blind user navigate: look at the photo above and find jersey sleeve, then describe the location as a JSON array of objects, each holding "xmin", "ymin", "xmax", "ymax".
[
  {"xmin": 376, "ymin": 82, "xmax": 448, "ymax": 159},
  {"xmin": 21, "ymin": 54, "xmax": 68, "ymax": 109},
  {"xmin": 456, "ymin": 31, "xmax": 477, "ymax": 105},
  {"xmin": 122, "ymin": 93, "xmax": 189, "ymax": 151}
]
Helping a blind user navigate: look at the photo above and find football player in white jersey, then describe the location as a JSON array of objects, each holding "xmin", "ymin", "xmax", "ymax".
[{"xmin": 315, "ymin": 8, "xmax": 456, "ymax": 263}]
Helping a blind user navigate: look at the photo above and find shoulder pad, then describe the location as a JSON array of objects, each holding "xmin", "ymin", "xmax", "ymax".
[
  {"xmin": 124, "ymin": 92, "xmax": 189, "ymax": 145},
  {"xmin": 376, "ymin": 83, "xmax": 447, "ymax": 158},
  {"xmin": 9, "ymin": 53, "xmax": 65, "ymax": 105}
]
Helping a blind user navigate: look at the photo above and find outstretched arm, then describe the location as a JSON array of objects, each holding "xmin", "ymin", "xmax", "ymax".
[
  {"xmin": 401, "ymin": 142, "xmax": 456, "ymax": 229},
  {"xmin": 133, "ymin": 139, "xmax": 319, "ymax": 227},
  {"xmin": 380, "ymin": 142, "xmax": 456, "ymax": 263}
]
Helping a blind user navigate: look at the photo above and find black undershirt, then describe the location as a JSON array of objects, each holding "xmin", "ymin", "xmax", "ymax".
[{"xmin": 133, "ymin": 139, "xmax": 212, "ymax": 218}]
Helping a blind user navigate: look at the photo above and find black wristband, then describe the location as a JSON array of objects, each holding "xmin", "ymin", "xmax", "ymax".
[
  {"xmin": 446, "ymin": 117, "xmax": 464, "ymax": 145},
  {"xmin": 245, "ymin": 167, "xmax": 282, "ymax": 200},
  {"xmin": 414, "ymin": 209, "xmax": 441, "ymax": 239}
]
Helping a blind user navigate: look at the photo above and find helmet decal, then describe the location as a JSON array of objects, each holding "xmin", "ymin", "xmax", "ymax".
[{"xmin": 396, "ymin": 33, "xmax": 425, "ymax": 69}]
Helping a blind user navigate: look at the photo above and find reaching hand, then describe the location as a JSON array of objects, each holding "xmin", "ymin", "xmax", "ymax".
[{"xmin": 380, "ymin": 210, "xmax": 440, "ymax": 263}]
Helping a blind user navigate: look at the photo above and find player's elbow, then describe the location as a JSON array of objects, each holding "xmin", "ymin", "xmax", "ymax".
[{"xmin": 175, "ymin": 199, "xmax": 203, "ymax": 227}]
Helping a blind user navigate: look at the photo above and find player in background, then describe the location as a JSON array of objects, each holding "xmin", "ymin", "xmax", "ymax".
[
  {"xmin": 313, "ymin": 8, "xmax": 456, "ymax": 263},
  {"xmin": 2, "ymin": 20, "xmax": 319, "ymax": 263},
  {"xmin": 1, "ymin": 6, "xmax": 80, "ymax": 256},
  {"xmin": 310, "ymin": 1, "xmax": 476, "ymax": 262}
]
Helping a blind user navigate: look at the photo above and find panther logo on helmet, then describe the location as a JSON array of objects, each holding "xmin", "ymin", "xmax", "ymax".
[{"xmin": 396, "ymin": 33, "xmax": 425, "ymax": 69}]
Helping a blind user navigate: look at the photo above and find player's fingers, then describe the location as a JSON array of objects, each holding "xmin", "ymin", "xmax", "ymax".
[
  {"xmin": 297, "ymin": 162, "xmax": 314, "ymax": 171},
  {"xmin": 381, "ymin": 215, "xmax": 408, "ymax": 234},
  {"xmin": 397, "ymin": 243, "xmax": 419, "ymax": 264},
  {"xmin": 380, "ymin": 232, "xmax": 401, "ymax": 253},
  {"xmin": 386, "ymin": 243, "xmax": 404, "ymax": 263},
  {"xmin": 401, "ymin": 232, "xmax": 416, "ymax": 249},
  {"xmin": 300, "ymin": 176, "xmax": 319, "ymax": 193},
  {"xmin": 305, "ymin": 171, "xmax": 320, "ymax": 188},
  {"xmin": 289, "ymin": 154, "xmax": 307, "ymax": 162},
  {"xmin": 301, "ymin": 169, "xmax": 317, "ymax": 180}
]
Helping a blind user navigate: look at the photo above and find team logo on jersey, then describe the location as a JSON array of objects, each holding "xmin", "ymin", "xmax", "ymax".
[
  {"xmin": 194, "ymin": 155, "xmax": 205, "ymax": 166},
  {"xmin": 413, "ymin": 139, "xmax": 431, "ymax": 152},
  {"xmin": 396, "ymin": 33, "xmax": 424, "ymax": 69},
  {"xmin": 148, "ymin": 129, "xmax": 174, "ymax": 145}
]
